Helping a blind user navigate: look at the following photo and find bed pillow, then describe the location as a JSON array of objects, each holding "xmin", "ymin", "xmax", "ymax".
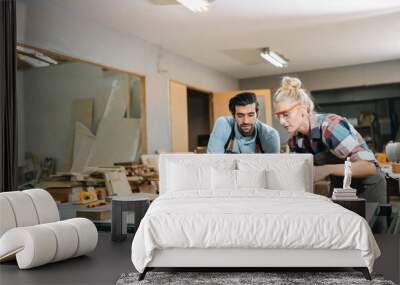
[
  {"xmin": 237, "ymin": 158, "xmax": 308, "ymax": 191},
  {"xmin": 236, "ymin": 169, "xmax": 267, "ymax": 189},
  {"xmin": 167, "ymin": 162, "xmax": 212, "ymax": 192},
  {"xmin": 211, "ymin": 168, "xmax": 237, "ymax": 191},
  {"xmin": 265, "ymin": 163, "xmax": 307, "ymax": 191}
]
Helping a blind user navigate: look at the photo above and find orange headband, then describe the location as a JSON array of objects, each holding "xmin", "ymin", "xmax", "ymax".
[{"xmin": 273, "ymin": 102, "xmax": 301, "ymax": 115}]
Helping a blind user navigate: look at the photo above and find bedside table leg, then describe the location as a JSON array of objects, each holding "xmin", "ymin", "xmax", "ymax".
[
  {"xmin": 134, "ymin": 200, "xmax": 150, "ymax": 227},
  {"xmin": 111, "ymin": 201, "xmax": 123, "ymax": 241}
]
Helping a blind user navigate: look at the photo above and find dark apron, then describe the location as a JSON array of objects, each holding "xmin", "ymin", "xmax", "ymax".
[
  {"xmin": 224, "ymin": 123, "xmax": 264, "ymax": 154},
  {"xmin": 314, "ymin": 151, "xmax": 387, "ymax": 203}
]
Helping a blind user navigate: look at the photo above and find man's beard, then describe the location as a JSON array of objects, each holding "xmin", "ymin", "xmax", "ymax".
[{"xmin": 239, "ymin": 124, "xmax": 255, "ymax": 136}]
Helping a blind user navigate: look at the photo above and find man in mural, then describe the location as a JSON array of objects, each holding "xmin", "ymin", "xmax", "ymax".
[{"xmin": 207, "ymin": 92, "xmax": 280, "ymax": 153}]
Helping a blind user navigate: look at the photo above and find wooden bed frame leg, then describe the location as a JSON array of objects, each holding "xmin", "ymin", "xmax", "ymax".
[
  {"xmin": 354, "ymin": 267, "xmax": 371, "ymax": 280},
  {"xmin": 138, "ymin": 268, "xmax": 148, "ymax": 281}
]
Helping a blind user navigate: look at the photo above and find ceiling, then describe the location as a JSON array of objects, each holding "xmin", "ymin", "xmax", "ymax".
[{"xmin": 32, "ymin": 0, "xmax": 400, "ymax": 79}]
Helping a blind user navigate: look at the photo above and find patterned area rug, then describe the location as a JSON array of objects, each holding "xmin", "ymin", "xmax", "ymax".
[{"xmin": 116, "ymin": 271, "xmax": 396, "ymax": 285}]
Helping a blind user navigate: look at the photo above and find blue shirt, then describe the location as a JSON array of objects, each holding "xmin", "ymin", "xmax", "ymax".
[{"xmin": 207, "ymin": 117, "xmax": 280, "ymax": 153}]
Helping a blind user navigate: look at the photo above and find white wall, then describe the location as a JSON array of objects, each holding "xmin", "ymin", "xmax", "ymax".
[
  {"xmin": 239, "ymin": 60, "xmax": 400, "ymax": 144},
  {"xmin": 239, "ymin": 59, "xmax": 400, "ymax": 92},
  {"xmin": 16, "ymin": 0, "xmax": 238, "ymax": 154}
]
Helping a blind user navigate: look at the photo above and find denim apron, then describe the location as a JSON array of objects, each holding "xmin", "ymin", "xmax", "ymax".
[{"xmin": 314, "ymin": 151, "xmax": 387, "ymax": 203}]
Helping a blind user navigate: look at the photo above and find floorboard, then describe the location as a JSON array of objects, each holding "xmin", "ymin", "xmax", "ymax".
[
  {"xmin": 0, "ymin": 232, "xmax": 135, "ymax": 285},
  {"xmin": 0, "ymin": 233, "xmax": 398, "ymax": 285}
]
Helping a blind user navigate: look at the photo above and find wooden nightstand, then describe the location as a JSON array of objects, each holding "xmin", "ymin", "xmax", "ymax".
[{"xmin": 331, "ymin": 197, "xmax": 366, "ymax": 218}]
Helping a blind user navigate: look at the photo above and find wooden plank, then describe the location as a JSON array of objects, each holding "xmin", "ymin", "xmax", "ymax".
[
  {"xmin": 71, "ymin": 122, "xmax": 95, "ymax": 173},
  {"xmin": 139, "ymin": 77, "xmax": 147, "ymax": 154},
  {"xmin": 104, "ymin": 171, "xmax": 132, "ymax": 196},
  {"xmin": 76, "ymin": 204, "xmax": 112, "ymax": 221},
  {"xmin": 38, "ymin": 180, "xmax": 81, "ymax": 188},
  {"xmin": 99, "ymin": 78, "xmax": 129, "ymax": 122},
  {"xmin": 67, "ymin": 98, "xmax": 94, "ymax": 169},
  {"xmin": 88, "ymin": 119, "xmax": 141, "ymax": 166},
  {"xmin": 71, "ymin": 98, "xmax": 93, "ymax": 130},
  {"xmin": 170, "ymin": 81, "xmax": 188, "ymax": 152},
  {"xmin": 45, "ymin": 187, "xmax": 83, "ymax": 203}
]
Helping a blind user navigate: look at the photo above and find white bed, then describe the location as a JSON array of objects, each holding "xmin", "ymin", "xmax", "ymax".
[{"xmin": 131, "ymin": 154, "xmax": 380, "ymax": 280}]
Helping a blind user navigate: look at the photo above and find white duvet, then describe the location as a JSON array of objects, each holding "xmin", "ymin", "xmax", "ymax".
[{"xmin": 131, "ymin": 190, "xmax": 380, "ymax": 273}]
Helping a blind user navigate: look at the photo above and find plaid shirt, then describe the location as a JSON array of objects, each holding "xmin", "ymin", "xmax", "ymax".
[{"xmin": 288, "ymin": 113, "xmax": 375, "ymax": 162}]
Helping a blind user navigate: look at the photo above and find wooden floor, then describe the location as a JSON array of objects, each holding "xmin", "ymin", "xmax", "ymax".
[
  {"xmin": 374, "ymin": 234, "xmax": 400, "ymax": 284},
  {"xmin": 0, "ymin": 233, "xmax": 399, "ymax": 285},
  {"xmin": 0, "ymin": 232, "xmax": 135, "ymax": 285}
]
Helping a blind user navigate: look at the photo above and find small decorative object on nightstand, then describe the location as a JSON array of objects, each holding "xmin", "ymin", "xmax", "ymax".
[
  {"xmin": 332, "ymin": 197, "xmax": 366, "ymax": 218},
  {"xmin": 332, "ymin": 158, "xmax": 358, "ymax": 200},
  {"xmin": 331, "ymin": 158, "xmax": 366, "ymax": 217}
]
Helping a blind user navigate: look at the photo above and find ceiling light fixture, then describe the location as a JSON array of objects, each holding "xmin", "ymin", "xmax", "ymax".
[
  {"xmin": 17, "ymin": 45, "xmax": 58, "ymax": 65},
  {"xmin": 260, "ymin": 48, "xmax": 288, "ymax": 68},
  {"xmin": 176, "ymin": 0, "xmax": 209, "ymax": 13},
  {"xmin": 18, "ymin": 54, "xmax": 50, "ymax": 68}
]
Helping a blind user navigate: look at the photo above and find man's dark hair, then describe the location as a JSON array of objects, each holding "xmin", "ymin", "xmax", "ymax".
[{"xmin": 228, "ymin": 92, "xmax": 259, "ymax": 114}]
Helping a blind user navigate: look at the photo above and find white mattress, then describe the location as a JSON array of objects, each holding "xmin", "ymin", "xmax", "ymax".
[{"xmin": 131, "ymin": 190, "xmax": 380, "ymax": 273}]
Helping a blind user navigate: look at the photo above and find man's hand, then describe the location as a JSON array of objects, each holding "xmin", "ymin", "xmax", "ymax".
[{"xmin": 313, "ymin": 165, "xmax": 332, "ymax": 182}]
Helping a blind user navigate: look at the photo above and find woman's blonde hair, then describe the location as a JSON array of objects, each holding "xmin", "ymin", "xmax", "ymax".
[{"xmin": 273, "ymin": 76, "xmax": 314, "ymax": 113}]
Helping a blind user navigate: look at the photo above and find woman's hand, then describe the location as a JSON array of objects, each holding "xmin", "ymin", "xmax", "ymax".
[
  {"xmin": 313, "ymin": 161, "xmax": 376, "ymax": 182},
  {"xmin": 313, "ymin": 165, "xmax": 332, "ymax": 182}
]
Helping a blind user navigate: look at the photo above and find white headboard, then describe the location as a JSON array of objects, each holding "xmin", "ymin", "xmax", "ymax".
[{"xmin": 159, "ymin": 154, "xmax": 314, "ymax": 195}]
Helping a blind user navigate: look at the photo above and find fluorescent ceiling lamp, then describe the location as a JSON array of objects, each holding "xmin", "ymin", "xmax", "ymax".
[
  {"xmin": 260, "ymin": 48, "xmax": 288, "ymax": 68},
  {"xmin": 35, "ymin": 53, "xmax": 58, "ymax": 65},
  {"xmin": 18, "ymin": 54, "xmax": 50, "ymax": 68},
  {"xmin": 17, "ymin": 45, "xmax": 58, "ymax": 65},
  {"xmin": 16, "ymin": 45, "xmax": 35, "ymax": 55},
  {"xmin": 176, "ymin": 0, "xmax": 209, "ymax": 12}
]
